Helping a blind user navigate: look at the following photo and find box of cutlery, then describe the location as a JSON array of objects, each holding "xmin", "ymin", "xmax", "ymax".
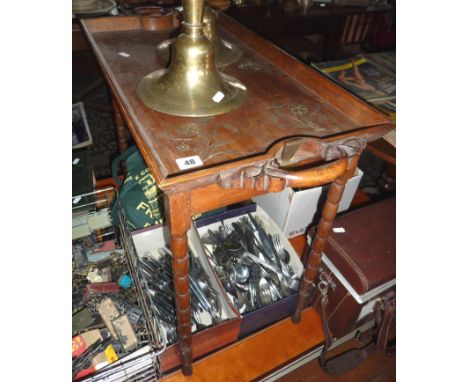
[
  {"xmin": 129, "ymin": 223, "xmax": 241, "ymax": 372},
  {"xmin": 194, "ymin": 203, "xmax": 304, "ymax": 338}
]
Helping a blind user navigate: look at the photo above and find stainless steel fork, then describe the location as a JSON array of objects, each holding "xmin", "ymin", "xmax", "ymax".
[{"xmin": 272, "ymin": 235, "xmax": 296, "ymax": 278}]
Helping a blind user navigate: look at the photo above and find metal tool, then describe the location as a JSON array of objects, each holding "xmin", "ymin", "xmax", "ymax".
[{"xmin": 72, "ymin": 337, "xmax": 113, "ymax": 378}]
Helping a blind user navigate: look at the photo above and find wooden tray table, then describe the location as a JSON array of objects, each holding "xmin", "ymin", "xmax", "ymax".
[{"xmin": 80, "ymin": 12, "xmax": 394, "ymax": 375}]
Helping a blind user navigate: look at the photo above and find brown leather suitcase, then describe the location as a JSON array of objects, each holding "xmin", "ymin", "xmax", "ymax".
[{"xmin": 308, "ymin": 197, "xmax": 396, "ymax": 375}]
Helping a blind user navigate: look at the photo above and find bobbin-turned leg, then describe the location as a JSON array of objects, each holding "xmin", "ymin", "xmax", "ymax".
[
  {"xmin": 165, "ymin": 192, "xmax": 193, "ymax": 376},
  {"xmin": 292, "ymin": 155, "xmax": 361, "ymax": 323},
  {"xmin": 112, "ymin": 97, "xmax": 128, "ymax": 154}
]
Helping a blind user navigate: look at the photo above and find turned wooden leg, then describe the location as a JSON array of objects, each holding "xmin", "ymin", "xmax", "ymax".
[
  {"xmin": 292, "ymin": 155, "xmax": 361, "ymax": 323},
  {"xmin": 165, "ymin": 192, "xmax": 193, "ymax": 376},
  {"xmin": 111, "ymin": 97, "xmax": 129, "ymax": 154}
]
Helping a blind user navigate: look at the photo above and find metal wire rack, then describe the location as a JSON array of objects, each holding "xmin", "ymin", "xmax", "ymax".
[
  {"xmin": 73, "ymin": 187, "xmax": 164, "ymax": 382},
  {"xmin": 115, "ymin": 190, "xmax": 168, "ymax": 356},
  {"xmin": 81, "ymin": 345, "xmax": 162, "ymax": 382},
  {"xmin": 72, "ymin": 187, "xmax": 116, "ymax": 243}
]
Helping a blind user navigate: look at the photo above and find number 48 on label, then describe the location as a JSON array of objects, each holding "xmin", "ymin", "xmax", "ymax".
[{"xmin": 176, "ymin": 155, "xmax": 204, "ymax": 170}]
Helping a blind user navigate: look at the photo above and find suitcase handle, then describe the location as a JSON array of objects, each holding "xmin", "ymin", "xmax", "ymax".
[
  {"xmin": 376, "ymin": 292, "xmax": 396, "ymax": 355},
  {"xmin": 319, "ymin": 288, "xmax": 396, "ymax": 376},
  {"xmin": 218, "ymin": 137, "xmax": 365, "ymax": 190}
]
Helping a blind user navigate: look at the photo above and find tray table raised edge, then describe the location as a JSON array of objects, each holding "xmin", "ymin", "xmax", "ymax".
[{"xmin": 80, "ymin": 12, "xmax": 394, "ymax": 376}]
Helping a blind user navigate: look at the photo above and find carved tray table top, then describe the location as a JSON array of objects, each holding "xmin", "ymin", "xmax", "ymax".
[{"xmin": 80, "ymin": 14, "xmax": 392, "ymax": 187}]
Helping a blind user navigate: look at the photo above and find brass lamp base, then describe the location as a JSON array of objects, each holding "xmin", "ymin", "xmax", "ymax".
[
  {"xmin": 156, "ymin": 7, "xmax": 242, "ymax": 68},
  {"xmin": 156, "ymin": 37, "xmax": 243, "ymax": 68},
  {"xmin": 137, "ymin": 69, "xmax": 246, "ymax": 117}
]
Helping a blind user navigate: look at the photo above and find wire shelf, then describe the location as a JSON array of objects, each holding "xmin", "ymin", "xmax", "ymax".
[
  {"xmin": 82, "ymin": 345, "xmax": 162, "ymax": 382},
  {"xmin": 73, "ymin": 187, "xmax": 163, "ymax": 382},
  {"xmin": 115, "ymin": 190, "xmax": 168, "ymax": 354}
]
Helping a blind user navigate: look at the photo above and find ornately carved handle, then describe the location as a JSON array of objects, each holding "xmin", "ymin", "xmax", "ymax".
[
  {"xmin": 218, "ymin": 138, "xmax": 366, "ymax": 191},
  {"xmin": 265, "ymin": 156, "xmax": 348, "ymax": 189}
]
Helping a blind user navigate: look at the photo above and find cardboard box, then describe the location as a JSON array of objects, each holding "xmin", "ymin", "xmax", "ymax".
[
  {"xmin": 194, "ymin": 204, "xmax": 304, "ymax": 338},
  {"xmin": 131, "ymin": 224, "xmax": 241, "ymax": 372},
  {"xmin": 253, "ymin": 168, "xmax": 363, "ymax": 238}
]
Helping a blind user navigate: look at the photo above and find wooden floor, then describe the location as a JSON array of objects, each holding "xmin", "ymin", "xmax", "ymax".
[
  {"xmin": 162, "ymin": 308, "xmax": 323, "ymax": 382},
  {"xmin": 161, "ymin": 307, "xmax": 395, "ymax": 382},
  {"xmin": 276, "ymin": 343, "xmax": 395, "ymax": 382}
]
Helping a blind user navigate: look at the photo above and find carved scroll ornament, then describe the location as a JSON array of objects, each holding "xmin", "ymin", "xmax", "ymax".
[{"xmin": 217, "ymin": 137, "xmax": 366, "ymax": 191}]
